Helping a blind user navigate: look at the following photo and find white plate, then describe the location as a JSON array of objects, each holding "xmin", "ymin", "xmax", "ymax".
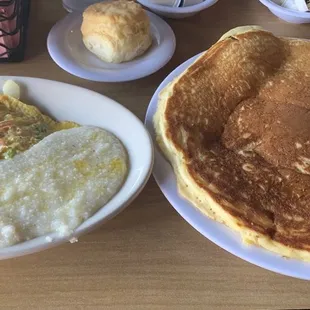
[
  {"xmin": 47, "ymin": 11, "xmax": 176, "ymax": 82},
  {"xmin": 258, "ymin": 0, "xmax": 310, "ymax": 24},
  {"xmin": 145, "ymin": 54, "xmax": 310, "ymax": 280},
  {"xmin": 0, "ymin": 76, "xmax": 153, "ymax": 259}
]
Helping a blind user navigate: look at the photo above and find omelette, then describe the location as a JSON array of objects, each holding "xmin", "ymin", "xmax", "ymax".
[
  {"xmin": 154, "ymin": 26, "xmax": 310, "ymax": 261},
  {"xmin": 0, "ymin": 94, "xmax": 78, "ymax": 160}
]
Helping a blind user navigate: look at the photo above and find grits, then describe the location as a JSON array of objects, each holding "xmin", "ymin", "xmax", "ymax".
[{"xmin": 0, "ymin": 126, "xmax": 128, "ymax": 248}]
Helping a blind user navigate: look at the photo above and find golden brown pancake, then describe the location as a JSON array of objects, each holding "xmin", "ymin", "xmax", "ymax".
[{"xmin": 154, "ymin": 26, "xmax": 310, "ymax": 261}]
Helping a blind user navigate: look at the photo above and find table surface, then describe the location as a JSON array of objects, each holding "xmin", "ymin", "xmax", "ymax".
[{"xmin": 1, "ymin": 0, "xmax": 310, "ymax": 309}]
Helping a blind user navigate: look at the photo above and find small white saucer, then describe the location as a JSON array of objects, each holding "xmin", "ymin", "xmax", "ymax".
[{"xmin": 47, "ymin": 11, "xmax": 176, "ymax": 82}]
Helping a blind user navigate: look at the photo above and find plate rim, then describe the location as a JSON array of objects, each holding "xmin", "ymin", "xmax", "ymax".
[
  {"xmin": 138, "ymin": 0, "xmax": 218, "ymax": 13},
  {"xmin": 47, "ymin": 11, "xmax": 176, "ymax": 82},
  {"xmin": 144, "ymin": 53, "xmax": 310, "ymax": 280},
  {"xmin": 0, "ymin": 76, "xmax": 154, "ymax": 259}
]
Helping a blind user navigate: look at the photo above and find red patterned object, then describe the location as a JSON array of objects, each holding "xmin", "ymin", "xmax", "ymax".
[{"xmin": 0, "ymin": 0, "xmax": 30, "ymax": 62}]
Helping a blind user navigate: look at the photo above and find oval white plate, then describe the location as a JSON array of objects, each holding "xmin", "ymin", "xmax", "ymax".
[
  {"xmin": 0, "ymin": 76, "xmax": 153, "ymax": 259},
  {"xmin": 47, "ymin": 11, "xmax": 176, "ymax": 82},
  {"xmin": 145, "ymin": 54, "xmax": 310, "ymax": 280}
]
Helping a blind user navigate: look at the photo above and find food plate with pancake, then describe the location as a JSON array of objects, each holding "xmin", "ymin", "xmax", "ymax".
[
  {"xmin": 145, "ymin": 26, "xmax": 310, "ymax": 280},
  {"xmin": 0, "ymin": 76, "xmax": 153, "ymax": 259}
]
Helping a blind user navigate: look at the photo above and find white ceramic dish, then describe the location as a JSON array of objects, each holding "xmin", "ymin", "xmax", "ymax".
[
  {"xmin": 259, "ymin": 0, "xmax": 310, "ymax": 23},
  {"xmin": 137, "ymin": 0, "xmax": 218, "ymax": 18},
  {"xmin": 62, "ymin": 0, "xmax": 102, "ymax": 12},
  {"xmin": 148, "ymin": 0, "xmax": 181, "ymax": 7},
  {"xmin": 47, "ymin": 11, "xmax": 176, "ymax": 82},
  {"xmin": 145, "ymin": 53, "xmax": 310, "ymax": 280},
  {"xmin": 0, "ymin": 76, "xmax": 153, "ymax": 259},
  {"xmin": 182, "ymin": 0, "xmax": 205, "ymax": 7}
]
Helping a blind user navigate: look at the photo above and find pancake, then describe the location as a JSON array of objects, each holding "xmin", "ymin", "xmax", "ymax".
[{"xmin": 154, "ymin": 26, "xmax": 310, "ymax": 261}]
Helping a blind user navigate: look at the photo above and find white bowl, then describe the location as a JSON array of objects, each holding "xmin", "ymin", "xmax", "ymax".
[
  {"xmin": 0, "ymin": 76, "xmax": 154, "ymax": 260},
  {"xmin": 259, "ymin": 0, "xmax": 310, "ymax": 23},
  {"xmin": 137, "ymin": 0, "xmax": 218, "ymax": 18}
]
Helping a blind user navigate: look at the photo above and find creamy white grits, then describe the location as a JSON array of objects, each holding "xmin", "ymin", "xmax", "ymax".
[{"xmin": 0, "ymin": 126, "xmax": 128, "ymax": 248}]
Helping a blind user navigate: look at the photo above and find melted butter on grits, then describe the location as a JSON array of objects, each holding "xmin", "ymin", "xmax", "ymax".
[{"xmin": 0, "ymin": 126, "xmax": 128, "ymax": 248}]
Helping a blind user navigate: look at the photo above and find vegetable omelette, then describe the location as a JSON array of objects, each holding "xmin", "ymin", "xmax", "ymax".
[{"xmin": 0, "ymin": 94, "xmax": 78, "ymax": 160}]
